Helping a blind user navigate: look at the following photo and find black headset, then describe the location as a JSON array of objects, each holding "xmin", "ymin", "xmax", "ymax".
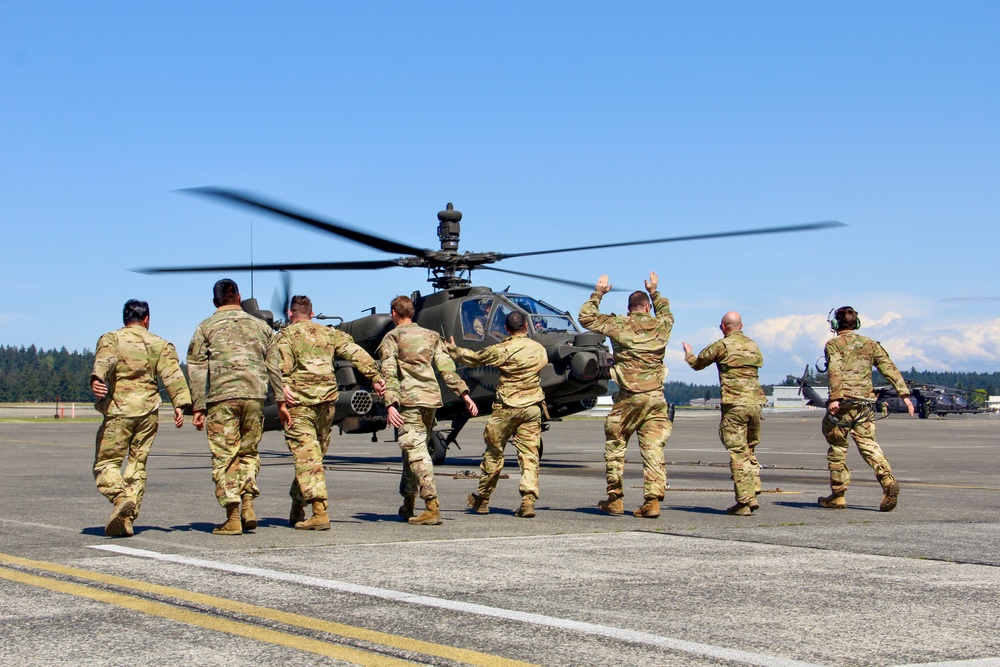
[{"xmin": 828, "ymin": 306, "xmax": 861, "ymax": 332}]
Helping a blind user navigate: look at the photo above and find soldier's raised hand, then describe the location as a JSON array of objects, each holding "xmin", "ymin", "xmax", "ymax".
[
  {"xmin": 645, "ymin": 272, "xmax": 658, "ymax": 294},
  {"xmin": 682, "ymin": 342, "xmax": 693, "ymax": 356},
  {"xmin": 595, "ymin": 275, "xmax": 612, "ymax": 295}
]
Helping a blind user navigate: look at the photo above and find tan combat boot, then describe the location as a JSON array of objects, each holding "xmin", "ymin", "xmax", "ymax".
[
  {"xmin": 880, "ymin": 478, "xmax": 900, "ymax": 512},
  {"xmin": 748, "ymin": 498, "xmax": 760, "ymax": 512},
  {"xmin": 409, "ymin": 498, "xmax": 443, "ymax": 525},
  {"xmin": 295, "ymin": 499, "xmax": 331, "ymax": 530},
  {"xmin": 597, "ymin": 495, "xmax": 624, "ymax": 515},
  {"xmin": 241, "ymin": 495, "xmax": 257, "ymax": 532},
  {"xmin": 633, "ymin": 498, "xmax": 660, "ymax": 518},
  {"xmin": 818, "ymin": 492, "xmax": 847, "ymax": 509},
  {"xmin": 213, "ymin": 503, "xmax": 243, "ymax": 535},
  {"xmin": 105, "ymin": 497, "xmax": 136, "ymax": 537},
  {"xmin": 398, "ymin": 496, "xmax": 416, "ymax": 520},
  {"xmin": 726, "ymin": 502, "xmax": 752, "ymax": 516},
  {"xmin": 467, "ymin": 493, "xmax": 489, "ymax": 514},
  {"xmin": 514, "ymin": 496, "xmax": 536, "ymax": 518},
  {"xmin": 289, "ymin": 500, "xmax": 305, "ymax": 527}
]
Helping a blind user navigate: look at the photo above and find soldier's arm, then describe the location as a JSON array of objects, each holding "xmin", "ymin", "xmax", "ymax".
[
  {"xmin": 577, "ymin": 292, "xmax": 615, "ymax": 334},
  {"xmin": 825, "ymin": 340, "xmax": 844, "ymax": 401},
  {"xmin": 686, "ymin": 339, "xmax": 723, "ymax": 371},
  {"xmin": 91, "ymin": 333, "xmax": 116, "ymax": 384},
  {"xmin": 186, "ymin": 326, "xmax": 210, "ymax": 412},
  {"xmin": 433, "ymin": 337, "xmax": 470, "ymax": 396},
  {"xmin": 264, "ymin": 332, "xmax": 284, "ymax": 400},
  {"xmin": 157, "ymin": 341, "xmax": 192, "ymax": 409},
  {"xmin": 873, "ymin": 342, "xmax": 910, "ymax": 398},
  {"xmin": 649, "ymin": 291, "xmax": 674, "ymax": 329},
  {"xmin": 447, "ymin": 338, "xmax": 500, "ymax": 367},
  {"xmin": 333, "ymin": 331, "xmax": 384, "ymax": 385},
  {"xmin": 377, "ymin": 336, "xmax": 403, "ymax": 407}
]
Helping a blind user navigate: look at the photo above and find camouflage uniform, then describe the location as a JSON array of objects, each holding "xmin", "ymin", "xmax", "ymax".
[
  {"xmin": 448, "ymin": 333, "xmax": 547, "ymax": 501},
  {"xmin": 187, "ymin": 305, "xmax": 281, "ymax": 508},
  {"xmin": 92, "ymin": 326, "xmax": 191, "ymax": 518},
  {"xmin": 685, "ymin": 331, "xmax": 766, "ymax": 505},
  {"xmin": 822, "ymin": 331, "xmax": 909, "ymax": 494},
  {"xmin": 275, "ymin": 321, "xmax": 384, "ymax": 506},
  {"xmin": 378, "ymin": 323, "xmax": 469, "ymax": 503},
  {"xmin": 579, "ymin": 290, "xmax": 673, "ymax": 502}
]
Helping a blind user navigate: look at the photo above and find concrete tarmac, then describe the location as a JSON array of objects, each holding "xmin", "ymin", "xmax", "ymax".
[{"xmin": 0, "ymin": 409, "xmax": 998, "ymax": 666}]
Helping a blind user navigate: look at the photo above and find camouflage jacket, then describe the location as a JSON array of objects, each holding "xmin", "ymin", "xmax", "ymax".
[
  {"xmin": 187, "ymin": 305, "xmax": 281, "ymax": 411},
  {"xmin": 273, "ymin": 320, "xmax": 383, "ymax": 406},
  {"xmin": 578, "ymin": 291, "xmax": 673, "ymax": 393},
  {"xmin": 91, "ymin": 325, "xmax": 191, "ymax": 417},
  {"xmin": 685, "ymin": 331, "xmax": 765, "ymax": 406},
  {"xmin": 826, "ymin": 331, "xmax": 909, "ymax": 402},
  {"xmin": 377, "ymin": 322, "xmax": 468, "ymax": 409},
  {"xmin": 447, "ymin": 333, "xmax": 546, "ymax": 408}
]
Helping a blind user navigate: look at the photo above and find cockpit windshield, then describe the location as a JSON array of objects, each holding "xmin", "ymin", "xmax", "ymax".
[{"xmin": 503, "ymin": 295, "xmax": 579, "ymax": 334}]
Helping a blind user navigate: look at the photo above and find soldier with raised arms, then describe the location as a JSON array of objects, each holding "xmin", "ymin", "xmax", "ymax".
[
  {"xmin": 819, "ymin": 306, "xmax": 913, "ymax": 512},
  {"xmin": 579, "ymin": 272, "xmax": 673, "ymax": 519},
  {"xmin": 91, "ymin": 299, "xmax": 192, "ymax": 537},
  {"xmin": 187, "ymin": 279, "xmax": 281, "ymax": 536},
  {"xmin": 447, "ymin": 311, "xmax": 547, "ymax": 518},
  {"xmin": 274, "ymin": 295, "xmax": 386, "ymax": 530},
  {"xmin": 683, "ymin": 311, "xmax": 766, "ymax": 516},
  {"xmin": 378, "ymin": 295, "xmax": 478, "ymax": 525}
]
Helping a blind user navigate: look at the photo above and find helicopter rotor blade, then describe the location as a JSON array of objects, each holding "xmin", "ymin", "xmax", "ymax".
[
  {"xmin": 271, "ymin": 270, "xmax": 293, "ymax": 320},
  {"xmin": 180, "ymin": 187, "xmax": 429, "ymax": 257},
  {"xmin": 135, "ymin": 259, "xmax": 402, "ymax": 274},
  {"xmin": 478, "ymin": 266, "xmax": 625, "ymax": 291},
  {"xmin": 496, "ymin": 221, "xmax": 846, "ymax": 260}
]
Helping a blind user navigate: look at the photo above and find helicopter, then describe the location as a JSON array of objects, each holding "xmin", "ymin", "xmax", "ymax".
[{"xmin": 141, "ymin": 187, "xmax": 844, "ymax": 464}]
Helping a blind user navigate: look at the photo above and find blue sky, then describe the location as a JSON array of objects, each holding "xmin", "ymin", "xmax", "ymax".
[{"xmin": 2, "ymin": 2, "xmax": 998, "ymax": 384}]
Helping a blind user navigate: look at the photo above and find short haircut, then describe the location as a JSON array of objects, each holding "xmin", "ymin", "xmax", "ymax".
[
  {"xmin": 212, "ymin": 279, "xmax": 240, "ymax": 307},
  {"xmin": 122, "ymin": 299, "xmax": 149, "ymax": 325},
  {"xmin": 289, "ymin": 295, "xmax": 312, "ymax": 315},
  {"xmin": 628, "ymin": 291, "xmax": 650, "ymax": 312},
  {"xmin": 505, "ymin": 311, "xmax": 527, "ymax": 333},
  {"xmin": 835, "ymin": 306, "xmax": 858, "ymax": 331},
  {"xmin": 390, "ymin": 295, "xmax": 415, "ymax": 319}
]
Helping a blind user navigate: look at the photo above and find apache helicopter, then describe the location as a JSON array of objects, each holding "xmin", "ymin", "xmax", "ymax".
[{"xmin": 141, "ymin": 187, "xmax": 844, "ymax": 464}]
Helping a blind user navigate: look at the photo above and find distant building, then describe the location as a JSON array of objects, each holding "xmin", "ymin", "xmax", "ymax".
[
  {"xmin": 769, "ymin": 385, "xmax": 828, "ymax": 409},
  {"xmin": 688, "ymin": 398, "xmax": 722, "ymax": 408}
]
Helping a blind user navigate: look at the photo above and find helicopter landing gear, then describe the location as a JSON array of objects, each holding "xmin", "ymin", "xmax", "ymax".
[{"xmin": 430, "ymin": 431, "xmax": 449, "ymax": 466}]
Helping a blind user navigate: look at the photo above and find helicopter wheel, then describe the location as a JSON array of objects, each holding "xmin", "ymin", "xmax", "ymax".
[{"xmin": 430, "ymin": 431, "xmax": 448, "ymax": 466}]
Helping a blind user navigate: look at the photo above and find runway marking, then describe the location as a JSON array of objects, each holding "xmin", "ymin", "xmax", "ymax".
[
  {"xmin": 92, "ymin": 544, "xmax": 823, "ymax": 667},
  {"xmin": 0, "ymin": 552, "xmax": 537, "ymax": 667},
  {"xmin": 0, "ymin": 436, "xmax": 87, "ymax": 448}
]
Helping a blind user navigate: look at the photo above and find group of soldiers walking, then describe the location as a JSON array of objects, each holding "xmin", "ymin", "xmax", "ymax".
[{"xmin": 90, "ymin": 274, "xmax": 912, "ymax": 537}]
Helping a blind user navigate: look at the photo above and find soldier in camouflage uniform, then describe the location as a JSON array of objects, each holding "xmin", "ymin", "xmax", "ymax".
[
  {"xmin": 378, "ymin": 295, "xmax": 478, "ymax": 525},
  {"xmin": 91, "ymin": 300, "xmax": 191, "ymax": 537},
  {"xmin": 579, "ymin": 272, "xmax": 673, "ymax": 519},
  {"xmin": 187, "ymin": 279, "xmax": 282, "ymax": 536},
  {"xmin": 273, "ymin": 295, "xmax": 386, "ymax": 530},
  {"xmin": 683, "ymin": 311, "xmax": 766, "ymax": 516},
  {"xmin": 447, "ymin": 311, "xmax": 547, "ymax": 518},
  {"xmin": 820, "ymin": 306, "xmax": 913, "ymax": 512}
]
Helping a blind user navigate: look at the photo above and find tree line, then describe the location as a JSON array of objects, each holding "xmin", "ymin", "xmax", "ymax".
[{"xmin": 2, "ymin": 344, "xmax": 998, "ymax": 404}]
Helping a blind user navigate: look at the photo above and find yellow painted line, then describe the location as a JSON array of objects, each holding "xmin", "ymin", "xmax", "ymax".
[
  {"xmin": 0, "ymin": 553, "xmax": 539, "ymax": 667},
  {"xmin": 0, "ymin": 564, "xmax": 415, "ymax": 666},
  {"xmin": 0, "ymin": 437, "xmax": 89, "ymax": 448}
]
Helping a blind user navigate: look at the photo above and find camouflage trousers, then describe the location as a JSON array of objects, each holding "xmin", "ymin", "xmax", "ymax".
[
  {"xmin": 93, "ymin": 411, "xmax": 159, "ymax": 518},
  {"xmin": 284, "ymin": 402, "xmax": 335, "ymax": 505},
  {"xmin": 397, "ymin": 406, "xmax": 438, "ymax": 502},
  {"xmin": 821, "ymin": 405, "xmax": 894, "ymax": 494},
  {"xmin": 478, "ymin": 403, "xmax": 542, "ymax": 501},
  {"xmin": 719, "ymin": 404, "xmax": 763, "ymax": 504},
  {"xmin": 207, "ymin": 398, "xmax": 264, "ymax": 507},
  {"xmin": 604, "ymin": 389, "xmax": 671, "ymax": 501}
]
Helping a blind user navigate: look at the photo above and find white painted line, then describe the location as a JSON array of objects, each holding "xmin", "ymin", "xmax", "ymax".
[
  {"xmin": 90, "ymin": 544, "xmax": 822, "ymax": 667},
  {"xmin": 892, "ymin": 661, "xmax": 1000, "ymax": 667}
]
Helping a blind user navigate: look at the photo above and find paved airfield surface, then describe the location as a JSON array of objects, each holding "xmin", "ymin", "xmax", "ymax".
[{"xmin": 0, "ymin": 409, "xmax": 998, "ymax": 667}]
